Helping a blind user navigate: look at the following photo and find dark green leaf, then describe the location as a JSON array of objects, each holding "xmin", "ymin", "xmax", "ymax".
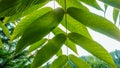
[
  {"xmin": 3, "ymin": 2, "xmax": 50, "ymax": 24},
  {"xmin": 28, "ymin": 38, "xmax": 47, "ymax": 54},
  {"xmin": 11, "ymin": 7, "xmax": 52, "ymax": 40},
  {"xmin": 113, "ymin": 8, "xmax": 119, "ymax": 24},
  {"xmin": 0, "ymin": 0, "xmax": 18, "ymax": 13},
  {"xmin": 15, "ymin": 8, "xmax": 64, "ymax": 53},
  {"xmin": 0, "ymin": 0, "xmax": 51, "ymax": 17},
  {"xmin": 50, "ymin": 55, "xmax": 68, "ymax": 68},
  {"xmin": 31, "ymin": 34, "xmax": 66, "ymax": 68},
  {"xmin": 53, "ymin": 27, "xmax": 78, "ymax": 54},
  {"xmin": 67, "ymin": 7, "xmax": 120, "ymax": 41},
  {"xmin": 79, "ymin": 0, "xmax": 102, "ymax": 10},
  {"xmin": 69, "ymin": 54, "xmax": 91, "ymax": 68},
  {"xmin": 68, "ymin": 32, "xmax": 116, "ymax": 68},
  {"xmin": 100, "ymin": 0, "xmax": 120, "ymax": 9}
]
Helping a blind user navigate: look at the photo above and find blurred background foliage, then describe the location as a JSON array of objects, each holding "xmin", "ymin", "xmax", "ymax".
[{"xmin": 0, "ymin": 22, "xmax": 33, "ymax": 68}]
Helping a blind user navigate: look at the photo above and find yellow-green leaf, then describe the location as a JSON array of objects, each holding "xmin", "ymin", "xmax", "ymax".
[
  {"xmin": 61, "ymin": 14, "xmax": 92, "ymax": 39},
  {"xmin": 50, "ymin": 55, "xmax": 68, "ymax": 68},
  {"xmin": 68, "ymin": 32, "xmax": 116, "ymax": 68},
  {"xmin": 0, "ymin": 21, "xmax": 11, "ymax": 39},
  {"xmin": 31, "ymin": 34, "xmax": 66, "ymax": 68},
  {"xmin": 15, "ymin": 8, "xmax": 64, "ymax": 54},
  {"xmin": 56, "ymin": 49, "xmax": 63, "ymax": 56},
  {"xmin": 28, "ymin": 38, "xmax": 47, "ymax": 54},
  {"xmin": 69, "ymin": 54, "xmax": 91, "ymax": 68},
  {"xmin": 11, "ymin": 7, "xmax": 52, "ymax": 40},
  {"xmin": 53, "ymin": 27, "xmax": 78, "ymax": 54},
  {"xmin": 0, "ymin": 38, "xmax": 3, "ymax": 46},
  {"xmin": 67, "ymin": 7, "xmax": 120, "ymax": 41}
]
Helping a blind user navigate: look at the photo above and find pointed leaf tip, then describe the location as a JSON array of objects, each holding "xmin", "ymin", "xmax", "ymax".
[
  {"xmin": 50, "ymin": 55, "xmax": 68, "ymax": 68},
  {"xmin": 68, "ymin": 32, "xmax": 116, "ymax": 67},
  {"xmin": 67, "ymin": 7, "xmax": 120, "ymax": 42},
  {"xmin": 31, "ymin": 34, "xmax": 66, "ymax": 68}
]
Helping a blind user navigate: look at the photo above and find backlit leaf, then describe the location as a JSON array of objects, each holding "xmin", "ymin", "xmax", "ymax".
[
  {"xmin": 61, "ymin": 15, "xmax": 92, "ymax": 39},
  {"xmin": 28, "ymin": 38, "xmax": 47, "ymax": 54},
  {"xmin": 68, "ymin": 32, "xmax": 116, "ymax": 68},
  {"xmin": 50, "ymin": 55, "xmax": 68, "ymax": 68},
  {"xmin": 56, "ymin": 49, "xmax": 63, "ymax": 56},
  {"xmin": 15, "ymin": 8, "xmax": 64, "ymax": 54},
  {"xmin": 69, "ymin": 54, "xmax": 91, "ymax": 68},
  {"xmin": 67, "ymin": 7, "xmax": 120, "ymax": 41},
  {"xmin": 31, "ymin": 34, "xmax": 66, "ymax": 68},
  {"xmin": 11, "ymin": 7, "xmax": 52, "ymax": 40},
  {"xmin": 53, "ymin": 27, "xmax": 78, "ymax": 54}
]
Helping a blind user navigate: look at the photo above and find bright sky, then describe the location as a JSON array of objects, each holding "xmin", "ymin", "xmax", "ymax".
[{"xmin": 46, "ymin": 1, "xmax": 120, "ymax": 56}]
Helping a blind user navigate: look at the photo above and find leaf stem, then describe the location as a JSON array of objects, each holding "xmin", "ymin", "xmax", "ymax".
[{"xmin": 64, "ymin": 0, "xmax": 69, "ymax": 56}]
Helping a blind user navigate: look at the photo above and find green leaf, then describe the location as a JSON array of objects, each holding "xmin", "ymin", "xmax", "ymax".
[
  {"xmin": 31, "ymin": 34, "xmax": 66, "ymax": 68},
  {"xmin": 11, "ymin": 7, "xmax": 52, "ymax": 40},
  {"xmin": 61, "ymin": 15, "xmax": 92, "ymax": 39},
  {"xmin": 64, "ymin": 62, "xmax": 72, "ymax": 68},
  {"xmin": 56, "ymin": 0, "xmax": 88, "ymax": 11},
  {"xmin": 0, "ymin": 21, "xmax": 11, "ymax": 39},
  {"xmin": 27, "ymin": 38, "xmax": 47, "ymax": 54},
  {"xmin": 79, "ymin": 0, "xmax": 102, "ymax": 10},
  {"xmin": 56, "ymin": 49, "xmax": 63, "ymax": 56},
  {"xmin": 68, "ymin": 32, "xmax": 116, "ymax": 68},
  {"xmin": 0, "ymin": 0, "xmax": 51, "ymax": 17},
  {"xmin": 53, "ymin": 27, "xmax": 78, "ymax": 54},
  {"xmin": 104, "ymin": 4, "xmax": 108, "ymax": 12},
  {"xmin": 67, "ymin": 7, "xmax": 120, "ymax": 41},
  {"xmin": 0, "ymin": 0, "xmax": 18, "ymax": 13},
  {"xmin": 0, "ymin": 38, "xmax": 2, "ymax": 46},
  {"xmin": 50, "ymin": 55, "xmax": 68, "ymax": 68},
  {"xmin": 65, "ymin": 39, "xmax": 78, "ymax": 54},
  {"xmin": 69, "ymin": 54, "xmax": 91, "ymax": 68},
  {"xmin": 100, "ymin": 0, "xmax": 120, "ymax": 9},
  {"xmin": 113, "ymin": 8, "xmax": 119, "ymax": 24},
  {"xmin": 3, "ymin": 2, "xmax": 50, "ymax": 24},
  {"xmin": 15, "ymin": 8, "xmax": 64, "ymax": 54}
]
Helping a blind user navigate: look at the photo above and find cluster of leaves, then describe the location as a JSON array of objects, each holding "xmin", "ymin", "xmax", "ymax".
[
  {"xmin": 0, "ymin": 0, "xmax": 120, "ymax": 68},
  {"xmin": 43, "ymin": 50, "xmax": 120, "ymax": 68}
]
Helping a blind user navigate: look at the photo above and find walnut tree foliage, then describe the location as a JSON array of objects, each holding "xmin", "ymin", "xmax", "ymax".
[{"xmin": 0, "ymin": 0, "xmax": 120, "ymax": 68}]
